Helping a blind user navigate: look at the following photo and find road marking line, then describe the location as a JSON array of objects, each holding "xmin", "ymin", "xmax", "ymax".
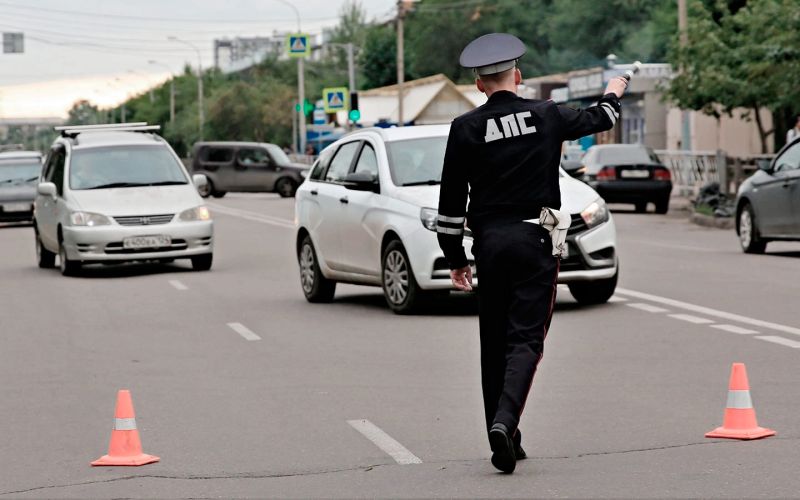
[
  {"xmin": 227, "ymin": 322, "xmax": 262, "ymax": 341},
  {"xmin": 169, "ymin": 280, "xmax": 188, "ymax": 291},
  {"xmin": 669, "ymin": 313, "xmax": 714, "ymax": 325},
  {"xmin": 608, "ymin": 296, "xmax": 628, "ymax": 303},
  {"xmin": 206, "ymin": 203, "xmax": 294, "ymax": 229},
  {"xmin": 616, "ymin": 288, "xmax": 800, "ymax": 338},
  {"xmin": 347, "ymin": 419, "xmax": 422, "ymax": 465},
  {"xmin": 626, "ymin": 302, "xmax": 669, "ymax": 313},
  {"xmin": 755, "ymin": 336, "xmax": 800, "ymax": 349},
  {"xmin": 711, "ymin": 324, "xmax": 759, "ymax": 335}
]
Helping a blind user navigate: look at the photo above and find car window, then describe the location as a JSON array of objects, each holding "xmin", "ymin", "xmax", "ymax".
[
  {"xmin": 237, "ymin": 148, "xmax": 270, "ymax": 165},
  {"xmin": 50, "ymin": 149, "xmax": 66, "ymax": 196},
  {"xmin": 310, "ymin": 147, "xmax": 334, "ymax": 181},
  {"xmin": 325, "ymin": 141, "xmax": 360, "ymax": 182},
  {"xmin": 354, "ymin": 143, "xmax": 379, "ymax": 178},
  {"xmin": 385, "ymin": 136, "xmax": 448, "ymax": 186},
  {"xmin": 596, "ymin": 147, "xmax": 654, "ymax": 165},
  {"xmin": 204, "ymin": 147, "xmax": 234, "ymax": 163},
  {"xmin": 774, "ymin": 142, "xmax": 800, "ymax": 173},
  {"xmin": 0, "ymin": 158, "xmax": 42, "ymax": 184},
  {"xmin": 69, "ymin": 145, "xmax": 188, "ymax": 190},
  {"xmin": 264, "ymin": 144, "xmax": 291, "ymax": 166}
]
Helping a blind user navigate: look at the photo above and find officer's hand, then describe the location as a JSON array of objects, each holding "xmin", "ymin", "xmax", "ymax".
[
  {"xmin": 604, "ymin": 76, "xmax": 628, "ymax": 98},
  {"xmin": 450, "ymin": 265, "xmax": 473, "ymax": 292}
]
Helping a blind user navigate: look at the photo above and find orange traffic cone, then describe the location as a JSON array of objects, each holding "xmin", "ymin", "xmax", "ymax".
[
  {"xmin": 705, "ymin": 363, "xmax": 775, "ymax": 440},
  {"xmin": 91, "ymin": 390, "xmax": 160, "ymax": 466}
]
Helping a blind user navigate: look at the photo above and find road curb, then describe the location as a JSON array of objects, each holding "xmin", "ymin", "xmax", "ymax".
[{"xmin": 689, "ymin": 211, "xmax": 735, "ymax": 230}]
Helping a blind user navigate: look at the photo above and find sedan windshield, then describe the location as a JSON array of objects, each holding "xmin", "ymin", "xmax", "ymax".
[
  {"xmin": 69, "ymin": 145, "xmax": 188, "ymax": 190},
  {"xmin": 596, "ymin": 146, "xmax": 659, "ymax": 165},
  {"xmin": 0, "ymin": 159, "xmax": 42, "ymax": 184},
  {"xmin": 385, "ymin": 136, "xmax": 448, "ymax": 186}
]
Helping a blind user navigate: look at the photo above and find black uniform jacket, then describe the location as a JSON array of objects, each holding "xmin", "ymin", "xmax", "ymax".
[{"xmin": 437, "ymin": 90, "xmax": 621, "ymax": 269}]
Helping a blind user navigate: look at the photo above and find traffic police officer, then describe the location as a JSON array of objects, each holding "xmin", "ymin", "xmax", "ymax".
[{"xmin": 437, "ymin": 33, "xmax": 628, "ymax": 473}]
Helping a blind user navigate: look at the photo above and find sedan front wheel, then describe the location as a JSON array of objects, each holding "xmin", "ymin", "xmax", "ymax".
[{"xmin": 382, "ymin": 240, "xmax": 424, "ymax": 314}]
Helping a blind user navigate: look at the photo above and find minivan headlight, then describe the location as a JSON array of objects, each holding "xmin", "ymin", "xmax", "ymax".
[
  {"xmin": 179, "ymin": 206, "xmax": 211, "ymax": 222},
  {"xmin": 420, "ymin": 207, "xmax": 438, "ymax": 232},
  {"xmin": 70, "ymin": 211, "xmax": 112, "ymax": 226},
  {"xmin": 581, "ymin": 198, "xmax": 609, "ymax": 228}
]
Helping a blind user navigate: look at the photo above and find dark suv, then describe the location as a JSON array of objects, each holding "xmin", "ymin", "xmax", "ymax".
[{"xmin": 191, "ymin": 142, "xmax": 308, "ymax": 198}]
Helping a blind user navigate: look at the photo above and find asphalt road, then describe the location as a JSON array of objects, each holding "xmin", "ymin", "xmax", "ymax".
[{"xmin": 1, "ymin": 195, "xmax": 799, "ymax": 499}]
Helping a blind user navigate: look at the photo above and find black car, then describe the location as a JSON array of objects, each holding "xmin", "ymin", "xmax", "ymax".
[
  {"xmin": 0, "ymin": 151, "xmax": 42, "ymax": 223},
  {"xmin": 735, "ymin": 136, "xmax": 800, "ymax": 253},
  {"xmin": 577, "ymin": 144, "xmax": 673, "ymax": 214},
  {"xmin": 191, "ymin": 141, "xmax": 308, "ymax": 198}
]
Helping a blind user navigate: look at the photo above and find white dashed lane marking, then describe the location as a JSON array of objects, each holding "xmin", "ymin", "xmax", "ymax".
[
  {"xmin": 711, "ymin": 324, "xmax": 759, "ymax": 335},
  {"xmin": 347, "ymin": 419, "xmax": 422, "ymax": 465},
  {"xmin": 668, "ymin": 313, "xmax": 714, "ymax": 325},
  {"xmin": 227, "ymin": 322, "xmax": 262, "ymax": 341},
  {"xmin": 206, "ymin": 203, "xmax": 294, "ymax": 229},
  {"xmin": 626, "ymin": 302, "xmax": 669, "ymax": 313},
  {"xmin": 756, "ymin": 336, "xmax": 800, "ymax": 349},
  {"xmin": 169, "ymin": 280, "xmax": 188, "ymax": 291}
]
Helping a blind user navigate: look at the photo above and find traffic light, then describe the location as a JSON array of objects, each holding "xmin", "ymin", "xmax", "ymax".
[
  {"xmin": 348, "ymin": 91, "xmax": 360, "ymax": 122},
  {"xmin": 294, "ymin": 99, "xmax": 314, "ymax": 116}
]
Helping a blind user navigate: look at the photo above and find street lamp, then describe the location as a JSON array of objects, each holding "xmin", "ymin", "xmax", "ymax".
[
  {"xmin": 270, "ymin": 0, "xmax": 306, "ymax": 153},
  {"xmin": 168, "ymin": 36, "xmax": 204, "ymax": 140},
  {"xmin": 149, "ymin": 60, "xmax": 175, "ymax": 124}
]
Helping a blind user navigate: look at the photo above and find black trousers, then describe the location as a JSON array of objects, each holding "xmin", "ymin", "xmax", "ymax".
[{"xmin": 473, "ymin": 221, "xmax": 559, "ymax": 437}]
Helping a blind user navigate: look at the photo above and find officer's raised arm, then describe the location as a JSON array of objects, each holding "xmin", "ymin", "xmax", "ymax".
[
  {"xmin": 557, "ymin": 76, "xmax": 628, "ymax": 141},
  {"xmin": 437, "ymin": 121, "xmax": 470, "ymax": 274}
]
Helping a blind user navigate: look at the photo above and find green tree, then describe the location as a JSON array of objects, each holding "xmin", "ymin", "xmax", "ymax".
[
  {"xmin": 667, "ymin": 0, "xmax": 800, "ymax": 152},
  {"xmin": 360, "ymin": 24, "xmax": 403, "ymax": 88},
  {"xmin": 66, "ymin": 99, "xmax": 101, "ymax": 125}
]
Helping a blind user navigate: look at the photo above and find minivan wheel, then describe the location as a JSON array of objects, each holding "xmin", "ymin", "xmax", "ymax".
[
  {"xmin": 655, "ymin": 197, "xmax": 669, "ymax": 215},
  {"xmin": 298, "ymin": 235, "xmax": 336, "ymax": 302},
  {"xmin": 58, "ymin": 245, "xmax": 81, "ymax": 276},
  {"xmin": 568, "ymin": 270, "xmax": 618, "ymax": 305},
  {"xmin": 198, "ymin": 179, "xmax": 213, "ymax": 198},
  {"xmin": 276, "ymin": 177, "xmax": 298, "ymax": 198},
  {"xmin": 191, "ymin": 253, "xmax": 213, "ymax": 271},
  {"xmin": 211, "ymin": 190, "xmax": 227, "ymax": 198},
  {"xmin": 35, "ymin": 229, "xmax": 56, "ymax": 269},
  {"xmin": 738, "ymin": 203, "xmax": 767, "ymax": 254},
  {"xmin": 382, "ymin": 240, "xmax": 424, "ymax": 314},
  {"xmin": 634, "ymin": 202, "xmax": 647, "ymax": 213}
]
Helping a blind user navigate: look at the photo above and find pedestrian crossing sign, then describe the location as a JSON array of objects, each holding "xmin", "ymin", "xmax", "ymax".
[
  {"xmin": 286, "ymin": 33, "xmax": 310, "ymax": 58},
  {"xmin": 323, "ymin": 87, "xmax": 349, "ymax": 113}
]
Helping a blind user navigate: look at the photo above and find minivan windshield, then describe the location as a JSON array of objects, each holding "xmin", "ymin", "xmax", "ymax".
[
  {"xmin": 69, "ymin": 145, "xmax": 188, "ymax": 190},
  {"xmin": 385, "ymin": 136, "xmax": 448, "ymax": 186},
  {"xmin": 0, "ymin": 159, "xmax": 41, "ymax": 184},
  {"xmin": 264, "ymin": 144, "xmax": 291, "ymax": 166}
]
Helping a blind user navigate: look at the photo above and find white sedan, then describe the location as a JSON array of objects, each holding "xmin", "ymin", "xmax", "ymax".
[{"xmin": 295, "ymin": 124, "xmax": 617, "ymax": 313}]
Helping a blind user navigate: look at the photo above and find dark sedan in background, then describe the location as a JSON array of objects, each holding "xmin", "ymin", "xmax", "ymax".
[
  {"xmin": 576, "ymin": 144, "xmax": 673, "ymax": 214},
  {"xmin": 0, "ymin": 151, "xmax": 42, "ymax": 224},
  {"xmin": 735, "ymin": 136, "xmax": 800, "ymax": 253}
]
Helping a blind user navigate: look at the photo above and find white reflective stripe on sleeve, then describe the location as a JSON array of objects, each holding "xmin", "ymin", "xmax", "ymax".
[
  {"xmin": 437, "ymin": 226, "xmax": 464, "ymax": 235},
  {"xmin": 600, "ymin": 102, "xmax": 619, "ymax": 118},
  {"xmin": 600, "ymin": 105, "xmax": 617, "ymax": 125},
  {"xmin": 437, "ymin": 215, "xmax": 465, "ymax": 224},
  {"xmin": 114, "ymin": 418, "xmax": 137, "ymax": 430},
  {"xmin": 726, "ymin": 390, "xmax": 753, "ymax": 409}
]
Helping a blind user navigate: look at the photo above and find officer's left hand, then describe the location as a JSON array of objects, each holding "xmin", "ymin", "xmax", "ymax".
[{"xmin": 450, "ymin": 266, "xmax": 473, "ymax": 291}]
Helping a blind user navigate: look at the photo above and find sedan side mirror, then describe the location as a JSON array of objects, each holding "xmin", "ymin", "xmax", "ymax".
[
  {"xmin": 343, "ymin": 171, "xmax": 379, "ymax": 192},
  {"xmin": 192, "ymin": 174, "xmax": 209, "ymax": 191},
  {"xmin": 756, "ymin": 159, "xmax": 773, "ymax": 173},
  {"xmin": 37, "ymin": 182, "xmax": 57, "ymax": 198}
]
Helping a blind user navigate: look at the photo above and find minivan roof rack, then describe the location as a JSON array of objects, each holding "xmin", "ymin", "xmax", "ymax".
[{"xmin": 54, "ymin": 122, "xmax": 160, "ymax": 138}]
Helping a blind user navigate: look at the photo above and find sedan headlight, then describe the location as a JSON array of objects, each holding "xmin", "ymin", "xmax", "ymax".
[
  {"xmin": 420, "ymin": 207, "xmax": 438, "ymax": 232},
  {"xmin": 179, "ymin": 206, "xmax": 211, "ymax": 222},
  {"xmin": 580, "ymin": 198, "xmax": 609, "ymax": 228},
  {"xmin": 70, "ymin": 211, "xmax": 112, "ymax": 227}
]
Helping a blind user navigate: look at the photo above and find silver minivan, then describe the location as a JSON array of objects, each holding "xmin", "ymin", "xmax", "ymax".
[{"xmin": 34, "ymin": 123, "xmax": 214, "ymax": 276}]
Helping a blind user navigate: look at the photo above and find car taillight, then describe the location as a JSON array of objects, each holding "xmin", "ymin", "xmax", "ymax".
[
  {"xmin": 596, "ymin": 166, "xmax": 616, "ymax": 181},
  {"xmin": 654, "ymin": 168, "xmax": 671, "ymax": 181}
]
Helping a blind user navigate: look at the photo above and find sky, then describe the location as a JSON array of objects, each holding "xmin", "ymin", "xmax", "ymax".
[{"xmin": 0, "ymin": 0, "xmax": 396, "ymax": 118}]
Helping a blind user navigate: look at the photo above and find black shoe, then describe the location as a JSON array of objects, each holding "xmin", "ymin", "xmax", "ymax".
[
  {"xmin": 488, "ymin": 423, "xmax": 516, "ymax": 473},
  {"xmin": 513, "ymin": 430, "xmax": 527, "ymax": 460}
]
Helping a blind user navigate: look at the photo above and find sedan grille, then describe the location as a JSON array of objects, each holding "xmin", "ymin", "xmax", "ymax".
[
  {"xmin": 113, "ymin": 214, "xmax": 174, "ymax": 226},
  {"xmin": 567, "ymin": 214, "xmax": 588, "ymax": 235}
]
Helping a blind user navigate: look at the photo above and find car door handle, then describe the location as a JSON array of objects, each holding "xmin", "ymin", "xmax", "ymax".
[
  {"xmin": 310, "ymin": 189, "xmax": 318, "ymax": 195},
  {"xmin": 339, "ymin": 197, "xmax": 349, "ymax": 204}
]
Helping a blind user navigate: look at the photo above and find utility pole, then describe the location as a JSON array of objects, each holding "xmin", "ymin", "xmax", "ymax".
[
  {"xmin": 347, "ymin": 42, "xmax": 355, "ymax": 102},
  {"xmin": 168, "ymin": 37, "xmax": 204, "ymax": 140},
  {"xmin": 678, "ymin": 0, "xmax": 691, "ymax": 151},
  {"xmin": 396, "ymin": 0, "xmax": 406, "ymax": 127}
]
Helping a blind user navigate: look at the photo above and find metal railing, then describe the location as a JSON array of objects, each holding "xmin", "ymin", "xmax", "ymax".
[{"xmin": 655, "ymin": 150, "xmax": 775, "ymax": 197}]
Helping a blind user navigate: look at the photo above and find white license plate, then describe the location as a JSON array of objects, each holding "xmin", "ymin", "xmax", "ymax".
[
  {"xmin": 3, "ymin": 202, "xmax": 31, "ymax": 212},
  {"xmin": 123, "ymin": 235, "xmax": 171, "ymax": 249},
  {"xmin": 620, "ymin": 169, "xmax": 650, "ymax": 179}
]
